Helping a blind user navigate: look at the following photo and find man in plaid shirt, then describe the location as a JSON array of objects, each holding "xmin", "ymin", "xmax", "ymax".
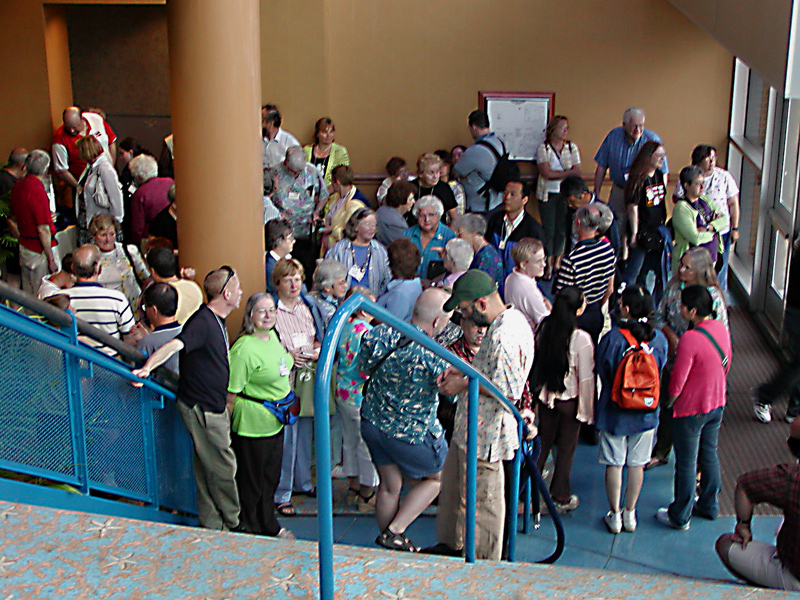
[{"xmin": 715, "ymin": 419, "xmax": 800, "ymax": 591}]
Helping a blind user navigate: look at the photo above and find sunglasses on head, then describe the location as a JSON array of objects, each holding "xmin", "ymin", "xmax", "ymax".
[{"xmin": 220, "ymin": 265, "xmax": 235, "ymax": 293}]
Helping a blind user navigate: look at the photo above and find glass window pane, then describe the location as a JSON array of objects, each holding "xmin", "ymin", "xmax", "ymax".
[
  {"xmin": 744, "ymin": 70, "xmax": 769, "ymax": 148},
  {"xmin": 771, "ymin": 229, "xmax": 789, "ymax": 299},
  {"xmin": 733, "ymin": 148, "xmax": 760, "ymax": 276}
]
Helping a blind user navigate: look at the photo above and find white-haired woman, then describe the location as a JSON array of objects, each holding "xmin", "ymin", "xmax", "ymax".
[
  {"xmin": 310, "ymin": 258, "xmax": 349, "ymax": 325},
  {"xmin": 436, "ymin": 238, "xmax": 473, "ymax": 288},
  {"xmin": 453, "ymin": 213, "xmax": 503, "ymax": 290},
  {"xmin": 403, "ymin": 195, "xmax": 455, "ymax": 281},
  {"xmin": 129, "ymin": 154, "xmax": 174, "ymax": 246},
  {"xmin": 325, "ymin": 208, "xmax": 391, "ymax": 297},
  {"xmin": 76, "ymin": 135, "xmax": 123, "ymax": 245}
]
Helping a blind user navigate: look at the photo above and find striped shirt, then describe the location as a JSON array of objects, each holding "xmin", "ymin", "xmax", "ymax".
[
  {"xmin": 554, "ymin": 238, "xmax": 615, "ymax": 305},
  {"xmin": 64, "ymin": 282, "xmax": 135, "ymax": 355},
  {"xmin": 274, "ymin": 298, "xmax": 315, "ymax": 354}
]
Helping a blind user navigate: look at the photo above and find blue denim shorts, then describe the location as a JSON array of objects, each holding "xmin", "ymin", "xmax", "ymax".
[{"xmin": 361, "ymin": 418, "xmax": 447, "ymax": 480}]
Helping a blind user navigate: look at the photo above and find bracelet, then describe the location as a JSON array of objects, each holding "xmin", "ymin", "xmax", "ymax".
[
  {"xmin": 731, "ymin": 227, "xmax": 739, "ymax": 231},
  {"xmin": 737, "ymin": 519, "xmax": 751, "ymax": 525}
]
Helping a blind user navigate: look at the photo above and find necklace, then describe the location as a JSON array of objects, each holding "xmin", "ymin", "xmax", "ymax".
[{"xmin": 210, "ymin": 309, "xmax": 229, "ymax": 349}]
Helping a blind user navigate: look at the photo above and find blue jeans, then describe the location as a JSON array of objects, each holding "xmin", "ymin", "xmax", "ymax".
[
  {"xmin": 274, "ymin": 416, "xmax": 314, "ymax": 504},
  {"xmin": 668, "ymin": 406, "xmax": 724, "ymax": 526},
  {"xmin": 718, "ymin": 232, "xmax": 731, "ymax": 291},
  {"xmin": 624, "ymin": 245, "xmax": 662, "ymax": 298}
]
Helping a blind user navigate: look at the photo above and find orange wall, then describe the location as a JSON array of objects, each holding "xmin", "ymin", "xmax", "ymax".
[
  {"xmin": 2, "ymin": 0, "xmax": 733, "ymax": 177},
  {"xmin": 261, "ymin": 0, "xmax": 734, "ymax": 175}
]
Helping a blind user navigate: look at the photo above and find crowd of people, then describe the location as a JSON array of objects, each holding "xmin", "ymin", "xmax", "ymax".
[{"xmin": 2, "ymin": 102, "xmax": 799, "ymax": 592}]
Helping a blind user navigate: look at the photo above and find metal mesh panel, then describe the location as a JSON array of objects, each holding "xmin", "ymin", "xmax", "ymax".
[
  {"xmin": 152, "ymin": 396, "xmax": 196, "ymax": 513},
  {"xmin": 0, "ymin": 328, "xmax": 74, "ymax": 477},
  {"xmin": 82, "ymin": 364, "xmax": 148, "ymax": 495}
]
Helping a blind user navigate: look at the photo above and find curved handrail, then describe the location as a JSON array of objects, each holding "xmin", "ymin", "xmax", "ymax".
[
  {"xmin": 313, "ymin": 294, "xmax": 551, "ymax": 599},
  {"xmin": 0, "ymin": 279, "xmax": 149, "ymax": 366}
]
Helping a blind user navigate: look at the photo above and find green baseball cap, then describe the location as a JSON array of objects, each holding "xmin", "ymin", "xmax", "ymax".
[{"xmin": 443, "ymin": 269, "xmax": 498, "ymax": 312}]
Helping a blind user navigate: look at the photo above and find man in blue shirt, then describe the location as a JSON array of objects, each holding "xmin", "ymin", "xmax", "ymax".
[
  {"xmin": 454, "ymin": 110, "xmax": 507, "ymax": 214},
  {"xmin": 593, "ymin": 108, "xmax": 668, "ymax": 250}
]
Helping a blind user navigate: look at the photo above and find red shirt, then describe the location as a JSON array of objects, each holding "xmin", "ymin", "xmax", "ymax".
[
  {"xmin": 10, "ymin": 175, "xmax": 56, "ymax": 253},
  {"xmin": 51, "ymin": 113, "xmax": 116, "ymax": 180}
]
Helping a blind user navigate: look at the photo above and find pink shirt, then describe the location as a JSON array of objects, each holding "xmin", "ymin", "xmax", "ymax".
[
  {"xmin": 504, "ymin": 269, "xmax": 550, "ymax": 334},
  {"xmin": 668, "ymin": 319, "xmax": 731, "ymax": 418}
]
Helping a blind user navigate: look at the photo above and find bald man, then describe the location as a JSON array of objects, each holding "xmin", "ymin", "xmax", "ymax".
[
  {"xmin": 52, "ymin": 106, "xmax": 117, "ymax": 190},
  {"xmin": 64, "ymin": 244, "xmax": 136, "ymax": 354},
  {"xmin": 0, "ymin": 147, "xmax": 28, "ymax": 196},
  {"xmin": 357, "ymin": 288, "xmax": 453, "ymax": 552}
]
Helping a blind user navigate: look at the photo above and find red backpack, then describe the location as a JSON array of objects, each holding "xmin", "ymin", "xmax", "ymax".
[{"xmin": 611, "ymin": 329, "xmax": 660, "ymax": 411}]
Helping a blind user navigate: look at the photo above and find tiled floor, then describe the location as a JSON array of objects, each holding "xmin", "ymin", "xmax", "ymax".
[
  {"xmin": 4, "ymin": 500, "xmax": 795, "ymax": 599},
  {"xmin": 285, "ymin": 442, "xmax": 786, "ymax": 584}
]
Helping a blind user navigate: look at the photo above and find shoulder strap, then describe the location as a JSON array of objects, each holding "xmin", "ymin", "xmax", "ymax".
[
  {"xmin": 695, "ymin": 326, "xmax": 728, "ymax": 369},
  {"xmin": 619, "ymin": 328, "xmax": 639, "ymax": 349},
  {"xmin": 363, "ymin": 335, "xmax": 412, "ymax": 396},
  {"xmin": 476, "ymin": 139, "xmax": 503, "ymax": 160},
  {"xmin": 121, "ymin": 243, "xmax": 146, "ymax": 290}
]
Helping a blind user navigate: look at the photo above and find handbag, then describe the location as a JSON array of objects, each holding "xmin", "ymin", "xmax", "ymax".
[
  {"xmin": 88, "ymin": 164, "xmax": 111, "ymax": 209},
  {"xmin": 295, "ymin": 362, "xmax": 336, "ymax": 417}
]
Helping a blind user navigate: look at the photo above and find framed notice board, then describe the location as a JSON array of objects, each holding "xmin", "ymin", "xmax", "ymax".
[{"xmin": 478, "ymin": 91, "xmax": 555, "ymax": 161}]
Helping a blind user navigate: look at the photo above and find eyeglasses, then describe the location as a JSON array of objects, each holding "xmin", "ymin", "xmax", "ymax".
[{"xmin": 219, "ymin": 265, "xmax": 235, "ymax": 293}]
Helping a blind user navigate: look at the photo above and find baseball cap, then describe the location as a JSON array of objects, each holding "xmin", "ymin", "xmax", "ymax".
[{"xmin": 443, "ymin": 269, "xmax": 498, "ymax": 312}]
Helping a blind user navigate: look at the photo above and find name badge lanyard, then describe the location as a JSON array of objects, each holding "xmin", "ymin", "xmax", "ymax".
[{"xmin": 348, "ymin": 242, "xmax": 372, "ymax": 282}]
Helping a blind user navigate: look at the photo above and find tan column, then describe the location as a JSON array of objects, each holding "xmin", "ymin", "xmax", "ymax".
[{"xmin": 167, "ymin": 0, "xmax": 264, "ymax": 330}]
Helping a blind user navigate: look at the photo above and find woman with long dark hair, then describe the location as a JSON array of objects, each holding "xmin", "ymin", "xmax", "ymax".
[
  {"xmin": 623, "ymin": 141, "xmax": 668, "ymax": 297},
  {"xmin": 531, "ymin": 285, "xmax": 594, "ymax": 513},
  {"xmin": 595, "ymin": 285, "xmax": 668, "ymax": 534},
  {"xmin": 303, "ymin": 117, "xmax": 350, "ymax": 189}
]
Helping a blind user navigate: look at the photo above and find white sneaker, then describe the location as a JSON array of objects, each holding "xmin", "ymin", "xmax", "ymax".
[
  {"xmin": 276, "ymin": 528, "xmax": 296, "ymax": 540},
  {"xmin": 754, "ymin": 402, "xmax": 772, "ymax": 424},
  {"xmin": 331, "ymin": 465, "xmax": 348, "ymax": 479},
  {"xmin": 622, "ymin": 508, "xmax": 637, "ymax": 532},
  {"xmin": 786, "ymin": 414, "xmax": 797, "ymax": 424},
  {"xmin": 604, "ymin": 511, "xmax": 622, "ymax": 534}
]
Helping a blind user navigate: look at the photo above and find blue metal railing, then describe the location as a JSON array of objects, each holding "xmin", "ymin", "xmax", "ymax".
[
  {"xmin": 312, "ymin": 295, "xmax": 563, "ymax": 599},
  {"xmin": 0, "ymin": 300, "xmax": 195, "ymax": 523}
]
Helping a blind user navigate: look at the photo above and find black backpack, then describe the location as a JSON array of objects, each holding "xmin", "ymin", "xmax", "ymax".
[{"xmin": 476, "ymin": 139, "xmax": 520, "ymax": 212}]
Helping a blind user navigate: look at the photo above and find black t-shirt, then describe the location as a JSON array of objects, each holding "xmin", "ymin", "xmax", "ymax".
[
  {"xmin": 0, "ymin": 169, "xmax": 19, "ymax": 197},
  {"xmin": 176, "ymin": 304, "xmax": 230, "ymax": 413},
  {"xmin": 149, "ymin": 204, "xmax": 178, "ymax": 249},
  {"xmin": 633, "ymin": 171, "xmax": 667, "ymax": 233},
  {"xmin": 415, "ymin": 180, "xmax": 458, "ymax": 222}
]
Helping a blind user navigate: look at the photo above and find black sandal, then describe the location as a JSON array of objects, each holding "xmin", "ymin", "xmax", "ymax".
[{"xmin": 375, "ymin": 527, "xmax": 418, "ymax": 552}]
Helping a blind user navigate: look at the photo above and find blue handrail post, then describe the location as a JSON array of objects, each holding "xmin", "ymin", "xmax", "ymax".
[
  {"xmin": 139, "ymin": 386, "xmax": 160, "ymax": 508},
  {"xmin": 507, "ymin": 420, "xmax": 523, "ymax": 562},
  {"xmin": 314, "ymin": 296, "xmax": 366, "ymax": 600},
  {"xmin": 522, "ymin": 478, "xmax": 532, "ymax": 534},
  {"xmin": 63, "ymin": 310, "xmax": 89, "ymax": 494},
  {"xmin": 465, "ymin": 376, "xmax": 479, "ymax": 563}
]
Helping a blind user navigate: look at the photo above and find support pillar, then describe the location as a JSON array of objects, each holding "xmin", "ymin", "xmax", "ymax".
[{"xmin": 167, "ymin": 0, "xmax": 264, "ymax": 329}]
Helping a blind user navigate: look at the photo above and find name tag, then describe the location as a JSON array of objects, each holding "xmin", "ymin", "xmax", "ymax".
[
  {"xmin": 288, "ymin": 191, "xmax": 301, "ymax": 202},
  {"xmin": 348, "ymin": 265, "xmax": 365, "ymax": 281},
  {"xmin": 292, "ymin": 332, "xmax": 309, "ymax": 349},
  {"xmin": 498, "ymin": 240, "xmax": 506, "ymax": 250}
]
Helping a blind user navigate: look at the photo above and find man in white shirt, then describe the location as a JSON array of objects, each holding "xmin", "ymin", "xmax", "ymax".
[{"xmin": 262, "ymin": 104, "xmax": 301, "ymax": 172}]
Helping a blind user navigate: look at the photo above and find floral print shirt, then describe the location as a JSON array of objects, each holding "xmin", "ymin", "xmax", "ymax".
[
  {"xmin": 358, "ymin": 323, "xmax": 449, "ymax": 444},
  {"xmin": 335, "ymin": 318, "xmax": 372, "ymax": 408},
  {"xmin": 657, "ymin": 282, "xmax": 729, "ymax": 341},
  {"xmin": 451, "ymin": 308, "xmax": 534, "ymax": 462}
]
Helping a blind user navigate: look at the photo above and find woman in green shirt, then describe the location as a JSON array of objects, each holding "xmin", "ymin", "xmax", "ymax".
[{"xmin": 228, "ymin": 293, "xmax": 295, "ymax": 537}]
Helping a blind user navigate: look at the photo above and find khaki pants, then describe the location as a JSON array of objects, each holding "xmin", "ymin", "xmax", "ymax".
[
  {"xmin": 178, "ymin": 400, "xmax": 240, "ymax": 530},
  {"xmin": 19, "ymin": 245, "xmax": 56, "ymax": 297},
  {"xmin": 437, "ymin": 444, "xmax": 505, "ymax": 561}
]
